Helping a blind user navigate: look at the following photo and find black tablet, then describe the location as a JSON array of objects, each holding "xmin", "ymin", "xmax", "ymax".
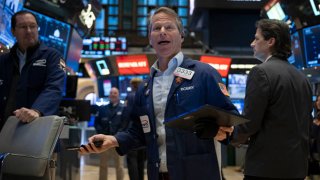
[{"xmin": 164, "ymin": 104, "xmax": 249, "ymax": 132}]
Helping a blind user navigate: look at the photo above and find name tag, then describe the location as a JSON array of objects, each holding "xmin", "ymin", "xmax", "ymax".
[
  {"xmin": 174, "ymin": 67, "xmax": 194, "ymax": 80},
  {"xmin": 140, "ymin": 115, "xmax": 151, "ymax": 133}
]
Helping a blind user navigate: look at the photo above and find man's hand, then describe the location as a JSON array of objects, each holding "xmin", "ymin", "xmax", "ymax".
[
  {"xmin": 314, "ymin": 119, "xmax": 320, "ymax": 126},
  {"xmin": 79, "ymin": 134, "xmax": 119, "ymax": 154},
  {"xmin": 214, "ymin": 126, "xmax": 234, "ymax": 141},
  {"xmin": 13, "ymin": 107, "xmax": 40, "ymax": 123}
]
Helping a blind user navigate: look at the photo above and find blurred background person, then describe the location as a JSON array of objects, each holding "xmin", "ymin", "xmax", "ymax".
[
  {"xmin": 94, "ymin": 87, "xmax": 125, "ymax": 180},
  {"xmin": 309, "ymin": 95, "xmax": 320, "ymax": 177}
]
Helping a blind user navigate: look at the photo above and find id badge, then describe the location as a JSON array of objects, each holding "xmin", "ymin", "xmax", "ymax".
[{"xmin": 140, "ymin": 115, "xmax": 151, "ymax": 133}]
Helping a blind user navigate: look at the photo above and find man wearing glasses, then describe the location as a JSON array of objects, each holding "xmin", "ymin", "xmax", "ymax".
[{"xmin": 0, "ymin": 10, "xmax": 65, "ymax": 133}]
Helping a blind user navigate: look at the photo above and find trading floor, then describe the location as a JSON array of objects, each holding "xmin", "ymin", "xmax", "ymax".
[{"xmin": 80, "ymin": 164, "xmax": 244, "ymax": 180}]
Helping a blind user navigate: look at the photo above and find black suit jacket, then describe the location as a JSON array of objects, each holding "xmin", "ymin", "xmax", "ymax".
[{"xmin": 232, "ymin": 57, "xmax": 313, "ymax": 178}]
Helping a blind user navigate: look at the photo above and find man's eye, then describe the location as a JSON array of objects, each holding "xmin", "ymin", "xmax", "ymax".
[{"xmin": 153, "ymin": 27, "xmax": 161, "ymax": 31}]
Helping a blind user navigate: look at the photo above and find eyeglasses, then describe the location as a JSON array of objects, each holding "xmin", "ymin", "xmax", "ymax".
[{"xmin": 15, "ymin": 24, "xmax": 38, "ymax": 31}]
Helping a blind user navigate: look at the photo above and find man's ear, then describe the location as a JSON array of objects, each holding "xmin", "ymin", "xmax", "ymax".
[{"xmin": 268, "ymin": 37, "xmax": 275, "ymax": 47}]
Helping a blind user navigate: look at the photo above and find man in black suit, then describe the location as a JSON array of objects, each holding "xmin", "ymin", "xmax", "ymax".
[{"xmin": 231, "ymin": 19, "xmax": 313, "ymax": 180}]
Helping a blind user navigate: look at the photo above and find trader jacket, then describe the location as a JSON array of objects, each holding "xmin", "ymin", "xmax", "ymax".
[
  {"xmin": 115, "ymin": 56, "xmax": 238, "ymax": 180},
  {"xmin": 94, "ymin": 102, "xmax": 125, "ymax": 135},
  {"xmin": 0, "ymin": 42, "xmax": 65, "ymax": 130}
]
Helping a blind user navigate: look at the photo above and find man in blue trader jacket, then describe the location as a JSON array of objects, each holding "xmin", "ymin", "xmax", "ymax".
[
  {"xmin": 0, "ymin": 10, "xmax": 65, "ymax": 130},
  {"xmin": 80, "ymin": 7, "xmax": 236, "ymax": 180},
  {"xmin": 94, "ymin": 87, "xmax": 125, "ymax": 180}
]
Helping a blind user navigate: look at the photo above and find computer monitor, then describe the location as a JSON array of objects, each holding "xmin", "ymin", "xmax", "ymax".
[
  {"xmin": 303, "ymin": 23, "xmax": 320, "ymax": 67},
  {"xmin": 81, "ymin": 36, "xmax": 127, "ymax": 58},
  {"xmin": 231, "ymin": 99, "xmax": 245, "ymax": 114},
  {"xmin": 266, "ymin": 2, "xmax": 286, "ymax": 21},
  {"xmin": 0, "ymin": 0, "xmax": 25, "ymax": 47},
  {"xmin": 96, "ymin": 76, "xmax": 118, "ymax": 98},
  {"xmin": 288, "ymin": 31, "xmax": 304, "ymax": 69},
  {"xmin": 228, "ymin": 74, "xmax": 247, "ymax": 99},
  {"xmin": 59, "ymin": 99, "xmax": 91, "ymax": 121},
  {"xmin": 63, "ymin": 75, "xmax": 78, "ymax": 99},
  {"xmin": 264, "ymin": 1, "xmax": 296, "ymax": 33}
]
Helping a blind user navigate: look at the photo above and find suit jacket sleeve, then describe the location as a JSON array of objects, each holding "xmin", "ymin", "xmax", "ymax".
[{"xmin": 232, "ymin": 66, "xmax": 270, "ymax": 146}]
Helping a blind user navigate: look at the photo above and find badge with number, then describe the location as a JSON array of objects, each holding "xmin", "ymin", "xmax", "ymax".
[
  {"xmin": 140, "ymin": 115, "xmax": 151, "ymax": 133},
  {"xmin": 173, "ymin": 67, "xmax": 195, "ymax": 80}
]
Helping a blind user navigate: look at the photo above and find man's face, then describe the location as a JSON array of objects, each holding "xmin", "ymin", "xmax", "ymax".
[
  {"xmin": 109, "ymin": 88, "xmax": 119, "ymax": 104},
  {"xmin": 12, "ymin": 13, "xmax": 39, "ymax": 52},
  {"xmin": 250, "ymin": 28, "xmax": 272, "ymax": 62},
  {"xmin": 149, "ymin": 12, "xmax": 183, "ymax": 61},
  {"xmin": 316, "ymin": 96, "xmax": 320, "ymax": 109}
]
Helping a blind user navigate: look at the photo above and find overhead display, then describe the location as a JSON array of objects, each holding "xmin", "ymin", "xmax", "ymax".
[
  {"xmin": 81, "ymin": 36, "xmax": 127, "ymax": 58},
  {"xmin": 0, "ymin": 0, "xmax": 25, "ymax": 47}
]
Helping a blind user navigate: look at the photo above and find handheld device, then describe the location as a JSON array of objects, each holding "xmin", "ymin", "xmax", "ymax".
[{"xmin": 66, "ymin": 140, "xmax": 103, "ymax": 151}]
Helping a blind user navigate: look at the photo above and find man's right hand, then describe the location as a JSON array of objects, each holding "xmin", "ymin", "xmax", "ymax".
[{"xmin": 79, "ymin": 134, "xmax": 119, "ymax": 154}]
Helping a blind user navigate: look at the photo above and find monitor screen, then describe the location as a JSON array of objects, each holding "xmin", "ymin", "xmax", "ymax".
[
  {"xmin": 200, "ymin": 56, "xmax": 232, "ymax": 77},
  {"xmin": 266, "ymin": 2, "xmax": 286, "ymax": 21},
  {"xmin": 0, "ymin": 0, "xmax": 25, "ymax": 47},
  {"xmin": 59, "ymin": 99, "xmax": 91, "ymax": 121},
  {"xmin": 231, "ymin": 99, "xmax": 245, "ymax": 114},
  {"xmin": 228, "ymin": 74, "xmax": 247, "ymax": 99},
  {"xmin": 310, "ymin": 0, "xmax": 320, "ymax": 16},
  {"xmin": 288, "ymin": 31, "xmax": 304, "ymax": 69},
  {"xmin": 118, "ymin": 75, "xmax": 149, "ymax": 99},
  {"xmin": 63, "ymin": 75, "xmax": 78, "ymax": 98},
  {"xmin": 303, "ymin": 23, "xmax": 320, "ymax": 67},
  {"xmin": 81, "ymin": 36, "xmax": 127, "ymax": 58},
  {"xmin": 116, "ymin": 54, "xmax": 150, "ymax": 75},
  {"xmin": 66, "ymin": 29, "xmax": 82, "ymax": 72},
  {"xmin": 24, "ymin": 8, "xmax": 71, "ymax": 59},
  {"xmin": 264, "ymin": 1, "xmax": 296, "ymax": 33},
  {"xmin": 87, "ymin": 58, "xmax": 114, "ymax": 77},
  {"xmin": 96, "ymin": 76, "xmax": 118, "ymax": 98}
]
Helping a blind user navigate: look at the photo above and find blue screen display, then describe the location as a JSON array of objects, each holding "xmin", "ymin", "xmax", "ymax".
[
  {"xmin": 0, "ymin": 0, "xmax": 25, "ymax": 47},
  {"xmin": 228, "ymin": 74, "xmax": 247, "ymax": 99},
  {"xmin": 24, "ymin": 8, "xmax": 71, "ymax": 59},
  {"xmin": 231, "ymin": 99, "xmax": 245, "ymax": 114},
  {"xmin": 288, "ymin": 31, "xmax": 304, "ymax": 69},
  {"xmin": 303, "ymin": 23, "xmax": 320, "ymax": 67}
]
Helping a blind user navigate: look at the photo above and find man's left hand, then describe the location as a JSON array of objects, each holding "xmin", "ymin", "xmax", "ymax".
[
  {"xmin": 13, "ymin": 107, "xmax": 40, "ymax": 123},
  {"xmin": 214, "ymin": 126, "xmax": 234, "ymax": 141}
]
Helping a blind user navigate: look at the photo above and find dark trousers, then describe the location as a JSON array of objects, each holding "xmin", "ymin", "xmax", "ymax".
[
  {"xmin": 244, "ymin": 175, "xmax": 304, "ymax": 180},
  {"xmin": 159, "ymin": 172, "xmax": 170, "ymax": 180},
  {"xmin": 126, "ymin": 149, "xmax": 146, "ymax": 180}
]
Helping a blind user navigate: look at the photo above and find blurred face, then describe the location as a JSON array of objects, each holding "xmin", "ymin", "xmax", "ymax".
[
  {"xmin": 109, "ymin": 87, "xmax": 119, "ymax": 104},
  {"xmin": 12, "ymin": 13, "xmax": 39, "ymax": 52},
  {"xmin": 149, "ymin": 12, "xmax": 184, "ymax": 62},
  {"xmin": 250, "ymin": 28, "xmax": 273, "ymax": 62},
  {"xmin": 316, "ymin": 96, "xmax": 320, "ymax": 109}
]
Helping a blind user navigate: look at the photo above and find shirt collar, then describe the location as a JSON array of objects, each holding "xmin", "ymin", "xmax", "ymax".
[
  {"xmin": 265, "ymin": 55, "xmax": 273, "ymax": 62},
  {"xmin": 150, "ymin": 51, "xmax": 184, "ymax": 76},
  {"xmin": 16, "ymin": 48, "xmax": 26, "ymax": 59}
]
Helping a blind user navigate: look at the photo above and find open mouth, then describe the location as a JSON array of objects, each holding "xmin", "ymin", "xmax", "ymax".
[{"xmin": 158, "ymin": 41, "xmax": 170, "ymax": 45}]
